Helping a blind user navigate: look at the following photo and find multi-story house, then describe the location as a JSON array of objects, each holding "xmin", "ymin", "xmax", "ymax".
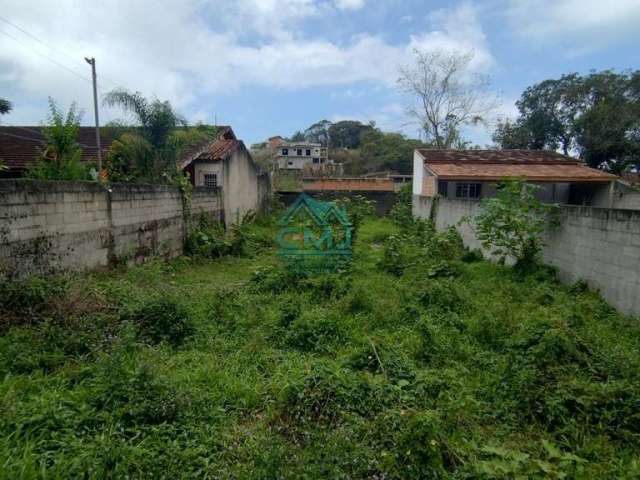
[{"xmin": 275, "ymin": 142, "xmax": 328, "ymax": 170}]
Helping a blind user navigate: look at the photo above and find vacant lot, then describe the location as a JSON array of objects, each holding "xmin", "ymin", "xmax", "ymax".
[{"xmin": 1, "ymin": 213, "xmax": 639, "ymax": 478}]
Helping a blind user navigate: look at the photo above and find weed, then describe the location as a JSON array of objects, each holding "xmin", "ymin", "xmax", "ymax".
[{"xmin": 127, "ymin": 298, "xmax": 194, "ymax": 347}]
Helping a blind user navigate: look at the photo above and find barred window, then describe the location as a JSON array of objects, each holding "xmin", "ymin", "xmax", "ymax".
[
  {"xmin": 455, "ymin": 182, "xmax": 481, "ymax": 199},
  {"xmin": 204, "ymin": 173, "xmax": 218, "ymax": 189}
]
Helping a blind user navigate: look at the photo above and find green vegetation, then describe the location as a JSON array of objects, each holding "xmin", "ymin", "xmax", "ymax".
[
  {"xmin": 0, "ymin": 204, "xmax": 639, "ymax": 478},
  {"xmin": 471, "ymin": 179, "xmax": 559, "ymax": 274},
  {"xmin": 27, "ymin": 98, "xmax": 92, "ymax": 181},
  {"xmin": 493, "ymin": 69, "xmax": 640, "ymax": 173},
  {"xmin": 0, "ymin": 98, "xmax": 11, "ymax": 115},
  {"xmin": 103, "ymin": 89, "xmax": 217, "ymax": 182}
]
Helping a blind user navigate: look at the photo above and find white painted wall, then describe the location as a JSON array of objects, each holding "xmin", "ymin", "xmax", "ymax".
[{"xmin": 412, "ymin": 151, "xmax": 424, "ymax": 195}]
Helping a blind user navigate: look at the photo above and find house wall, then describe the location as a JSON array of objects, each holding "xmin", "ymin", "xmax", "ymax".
[
  {"xmin": 413, "ymin": 195, "xmax": 640, "ymax": 317},
  {"xmin": 0, "ymin": 179, "xmax": 222, "ymax": 277},
  {"xmin": 221, "ymin": 145, "xmax": 264, "ymax": 225},
  {"xmin": 436, "ymin": 181, "xmax": 571, "ymax": 203},
  {"xmin": 193, "ymin": 162, "xmax": 222, "ymax": 187}
]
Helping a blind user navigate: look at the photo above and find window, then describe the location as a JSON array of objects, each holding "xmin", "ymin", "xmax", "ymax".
[
  {"xmin": 305, "ymin": 149, "xmax": 311, "ymax": 156},
  {"xmin": 282, "ymin": 148, "xmax": 288, "ymax": 156},
  {"xmin": 204, "ymin": 173, "xmax": 218, "ymax": 189},
  {"xmin": 296, "ymin": 149, "xmax": 303, "ymax": 156},
  {"xmin": 455, "ymin": 182, "xmax": 481, "ymax": 199},
  {"xmin": 313, "ymin": 158, "xmax": 320, "ymax": 164},
  {"xmin": 437, "ymin": 181, "xmax": 448, "ymax": 197},
  {"xmin": 288, "ymin": 161, "xmax": 293, "ymax": 166}
]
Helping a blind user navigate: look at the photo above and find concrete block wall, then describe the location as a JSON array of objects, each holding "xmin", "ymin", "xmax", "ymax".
[
  {"xmin": 0, "ymin": 179, "xmax": 222, "ymax": 277},
  {"xmin": 413, "ymin": 195, "xmax": 640, "ymax": 317}
]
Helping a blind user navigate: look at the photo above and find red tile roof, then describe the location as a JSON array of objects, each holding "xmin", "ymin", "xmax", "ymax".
[
  {"xmin": 417, "ymin": 149, "xmax": 617, "ymax": 183},
  {"xmin": 0, "ymin": 126, "xmax": 113, "ymax": 172},
  {"xmin": 179, "ymin": 138, "xmax": 241, "ymax": 169}
]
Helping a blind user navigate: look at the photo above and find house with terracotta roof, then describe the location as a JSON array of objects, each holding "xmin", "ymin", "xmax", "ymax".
[
  {"xmin": 0, "ymin": 126, "xmax": 113, "ymax": 177},
  {"xmin": 412, "ymin": 149, "xmax": 619, "ymax": 206},
  {"xmin": 0, "ymin": 124, "xmax": 269, "ymax": 224},
  {"xmin": 180, "ymin": 126, "xmax": 270, "ymax": 224}
]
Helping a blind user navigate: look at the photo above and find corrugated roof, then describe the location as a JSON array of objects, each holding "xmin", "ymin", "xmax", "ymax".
[
  {"xmin": 417, "ymin": 149, "xmax": 617, "ymax": 183},
  {"xmin": 0, "ymin": 126, "xmax": 113, "ymax": 171},
  {"xmin": 417, "ymin": 149, "xmax": 578, "ymax": 164},
  {"xmin": 428, "ymin": 163, "xmax": 617, "ymax": 182}
]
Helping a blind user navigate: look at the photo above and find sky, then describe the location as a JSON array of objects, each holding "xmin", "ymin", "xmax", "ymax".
[{"xmin": 0, "ymin": 0, "xmax": 639, "ymax": 146}]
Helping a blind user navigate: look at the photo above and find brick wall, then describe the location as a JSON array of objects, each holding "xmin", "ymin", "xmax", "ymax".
[
  {"xmin": 0, "ymin": 180, "xmax": 222, "ymax": 276},
  {"xmin": 413, "ymin": 195, "xmax": 640, "ymax": 317},
  {"xmin": 303, "ymin": 177, "xmax": 394, "ymax": 192}
]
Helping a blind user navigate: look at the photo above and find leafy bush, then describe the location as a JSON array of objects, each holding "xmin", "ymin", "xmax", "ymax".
[
  {"xmin": 471, "ymin": 178, "xmax": 559, "ymax": 274},
  {"xmin": 127, "ymin": 298, "xmax": 193, "ymax": 347},
  {"xmin": 285, "ymin": 310, "xmax": 344, "ymax": 352},
  {"xmin": 27, "ymin": 99, "xmax": 92, "ymax": 181}
]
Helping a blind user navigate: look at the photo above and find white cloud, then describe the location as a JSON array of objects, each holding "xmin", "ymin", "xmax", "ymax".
[
  {"xmin": 505, "ymin": 0, "xmax": 640, "ymax": 53},
  {"xmin": 409, "ymin": 2, "xmax": 494, "ymax": 72},
  {"xmin": 334, "ymin": 0, "xmax": 365, "ymax": 10},
  {"xmin": 0, "ymin": 0, "xmax": 493, "ymax": 126}
]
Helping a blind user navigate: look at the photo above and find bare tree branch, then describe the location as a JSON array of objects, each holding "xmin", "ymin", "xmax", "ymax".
[{"xmin": 398, "ymin": 49, "xmax": 499, "ymax": 148}]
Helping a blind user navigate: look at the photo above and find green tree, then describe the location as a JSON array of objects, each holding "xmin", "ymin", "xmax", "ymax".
[
  {"xmin": 103, "ymin": 89, "xmax": 212, "ymax": 181},
  {"xmin": 359, "ymin": 130, "xmax": 425, "ymax": 174},
  {"xmin": 471, "ymin": 179, "xmax": 558, "ymax": 274},
  {"xmin": 304, "ymin": 119, "xmax": 332, "ymax": 146},
  {"xmin": 328, "ymin": 120, "xmax": 375, "ymax": 149},
  {"xmin": 493, "ymin": 70, "xmax": 640, "ymax": 172},
  {"xmin": 27, "ymin": 98, "xmax": 90, "ymax": 180},
  {"xmin": 0, "ymin": 98, "xmax": 12, "ymax": 115}
]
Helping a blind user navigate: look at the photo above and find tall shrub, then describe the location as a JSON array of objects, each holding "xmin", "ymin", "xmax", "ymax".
[
  {"xmin": 472, "ymin": 178, "xmax": 558, "ymax": 273},
  {"xmin": 27, "ymin": 99, "xmax": 90, "ymax": 180}
]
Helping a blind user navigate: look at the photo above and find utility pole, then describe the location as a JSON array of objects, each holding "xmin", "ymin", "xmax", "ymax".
[{"xmin": 85, "ymin": 57, "xmax": 102, "ymax": 173}]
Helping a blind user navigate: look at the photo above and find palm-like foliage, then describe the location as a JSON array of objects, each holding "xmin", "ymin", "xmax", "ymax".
[
  {"xmin": 103, "ymin": 89, "xmax": 203, "ymax": 181},
  {"xmin": 103, "ymin": 89, "xmax": 187, "ymax": 148},
  {"xmin": 0, "ymin": 98, "xmax": 11, "ymax": 115}
]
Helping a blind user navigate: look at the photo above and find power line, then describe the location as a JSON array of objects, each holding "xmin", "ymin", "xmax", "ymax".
[
  {"xmin": 0, "ymin": 28, "xmax": 92, "ymax": 84},
  {"xmin": 0, "ymin": 15, "xmax": 122, "ymax": 90}
]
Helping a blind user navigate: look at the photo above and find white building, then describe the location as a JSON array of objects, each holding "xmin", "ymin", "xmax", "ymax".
[{"xmin": 275, "ymin": 142, "xmax": 328, "ymax": 170}]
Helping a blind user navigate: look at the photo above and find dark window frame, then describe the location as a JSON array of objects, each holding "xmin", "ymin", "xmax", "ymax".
[
  {"xmin": 437, "ymin": 180, "xmax": 448, "ymax": 197},
  {"xmin": 305, "ymin": 149, "xmax": 311, "ymax": 156},
  {"xmin": 455, "ymin": 182, "xmax": 481, "ymax": 199},
  {"xmin": 282, "ymin": 148, "xmax": 288, "ymax": 156},
  {"xmin": 296, "ymin": 149, "xmax": 303, "ymax": 156},
  {"xmin": 203, "ymin": 173, "xmax": 218, "ymax": 189}
]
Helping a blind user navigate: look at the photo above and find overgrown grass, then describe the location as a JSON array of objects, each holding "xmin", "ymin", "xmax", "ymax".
[{"xmin": 0, "ymin": 212, "xmax": 639, "ymax": 478}]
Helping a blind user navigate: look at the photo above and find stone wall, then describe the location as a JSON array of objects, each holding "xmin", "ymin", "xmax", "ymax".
[
  {"xmin": 413, "ymin": 195, "xmax": 640, "ymax": 317},
  {"xmin": 0, "ymin": 180, "xmax": 222, "ymax": 276}
]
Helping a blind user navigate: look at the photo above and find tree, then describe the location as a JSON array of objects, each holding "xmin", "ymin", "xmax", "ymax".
[
  {"xmin": 27, "ymin": 98, "xmax": 90, "ymax": 180},
  {"xmin": 103, "ymin": 89, "xmax": 210, "ymax": 181},
  {"xmin": 492, "ymin": 119, "xmax": 532, "ymax": 149},
  {"xmin": 471, "ymin": 179, "xmax": 558, "ymax": 274},
  {"xmin": 328, "ymin": 120, "xmax": 375, "ymax": 149},
  {"xmin": 0, "ymin": 98, "xmax": 11, "ymax": 115},
  {"xmin": 104, "ymin": 89, "xmax": 186, "ymax": 148},
  {"xmin": 398, "ymin": 50, "xmax": 497, "ymax": 149},
  {"xmin": 493, "ymin": 70, "xmax": 640, "ymax": 172},
  {"xmin": 303, "ymin": 119, "xmax": 332, "ymax": 145},
  {"xmin": 289, "ymin": 131, "xmax": 305, "ymax": 142},
  {"xmin": 359, "ymin": 129, "xmax": 426, "ymax": 174}
]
